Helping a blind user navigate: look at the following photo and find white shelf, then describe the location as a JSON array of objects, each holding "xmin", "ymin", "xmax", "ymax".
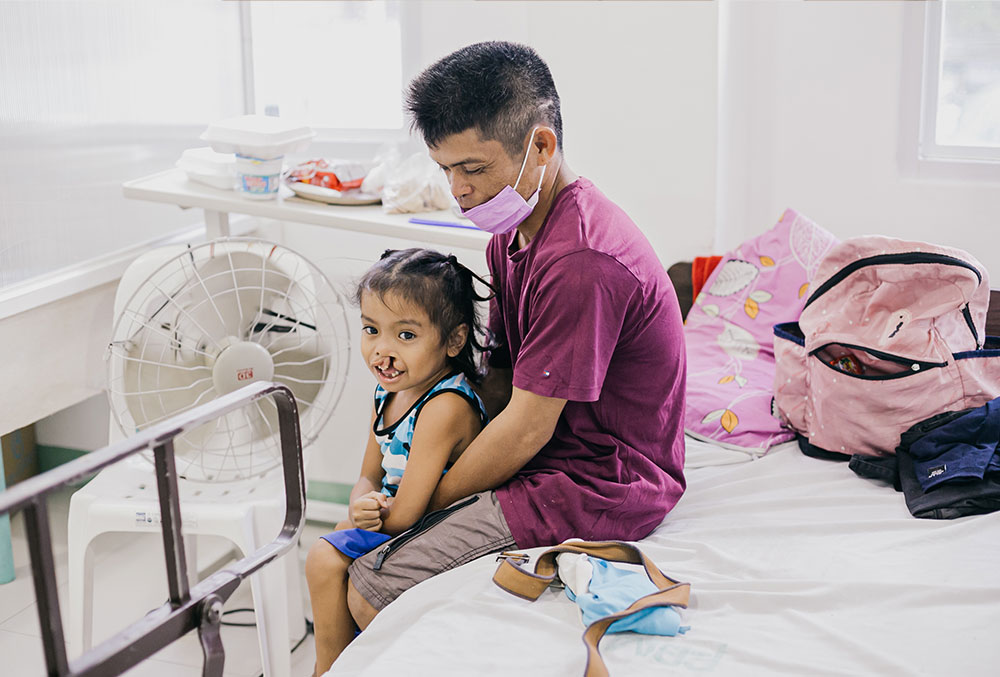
[{"xmin": 122, "ymin": 168, "xmax": 490, "ymax": 250}]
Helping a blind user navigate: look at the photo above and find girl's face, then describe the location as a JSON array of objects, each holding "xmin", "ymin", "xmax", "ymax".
[{"xmin": 359, "ymin": 290, "xmax": 464, "ymax": 394}]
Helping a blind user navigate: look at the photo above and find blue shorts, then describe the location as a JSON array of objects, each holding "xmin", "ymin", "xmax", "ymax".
[{"xmin": 321, "ymin": 528, "xmax": 391, "ymax": 559}]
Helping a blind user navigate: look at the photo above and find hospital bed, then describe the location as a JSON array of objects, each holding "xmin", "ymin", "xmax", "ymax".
[{"xmin": 325, "ymin": 263, "xmax": 1000, "ymax": 677}]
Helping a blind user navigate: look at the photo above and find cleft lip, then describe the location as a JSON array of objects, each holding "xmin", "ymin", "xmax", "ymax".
[{"xmin": 372, "ymin": 357, "xmax": 403, "ymax": 378}]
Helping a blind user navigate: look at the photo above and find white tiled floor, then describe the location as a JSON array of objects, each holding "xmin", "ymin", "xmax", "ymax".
[{"xmin": 2, "ymin": 486, "xmax": 332, "ymax": 677}]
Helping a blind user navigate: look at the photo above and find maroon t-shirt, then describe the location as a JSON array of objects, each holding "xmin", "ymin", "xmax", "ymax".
[{"xmin": 490, "ymin": 177, "xmax": 687, "ymax": 548}]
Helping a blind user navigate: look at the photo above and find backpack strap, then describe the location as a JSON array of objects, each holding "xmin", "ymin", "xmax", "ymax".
[{"xmin": 492, "ymin": 541, "xmax": 691, "ymax": 677}]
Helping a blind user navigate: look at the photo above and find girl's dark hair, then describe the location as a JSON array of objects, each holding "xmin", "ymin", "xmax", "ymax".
[{"xmin": 354, "ymin": 248, "xmax": 495, "ymax": 383}]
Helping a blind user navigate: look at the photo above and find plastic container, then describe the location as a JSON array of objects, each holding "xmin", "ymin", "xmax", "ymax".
[
  {"xmin": 235, "ymin": 154, "xmax": 284, "ymax": 200},
  {"xmin": 200, "ymin": 115, "xmax": 315, "ymax": 158},
  {"xmin": 176, "ymin": 147, "xmax": 235, "ymax": 190}
]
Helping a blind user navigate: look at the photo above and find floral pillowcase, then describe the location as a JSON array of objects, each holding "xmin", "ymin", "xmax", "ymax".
[{"xmin": 683, "ymin": 209, "xmax": 838, "ymax": 454}]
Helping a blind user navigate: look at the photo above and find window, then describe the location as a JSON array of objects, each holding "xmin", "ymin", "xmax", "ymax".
[
  {"xmin": 249, "ymin": 1, "xmax": 410, "ymax": 136},
  {"xmin": 0, "ymin": 1, "xmax": 244, "ymax": 294},
  {"xmin": 920, "ymin": 0, "xmax": 1000, "ymax": 165},
  {"xmin": 0, "ymin": 0, "xmax": 413, "ymax": 300}
]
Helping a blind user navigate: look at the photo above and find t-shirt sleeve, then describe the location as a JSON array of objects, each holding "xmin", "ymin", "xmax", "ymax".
[{"xmin": 513, "ymin": 251, "xmax": 640, "ymax": 401}]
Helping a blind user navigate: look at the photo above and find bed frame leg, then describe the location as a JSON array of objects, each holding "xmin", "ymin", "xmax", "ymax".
[{"xmin": 198, "ymin": 594, "xmax": 226, "ymax": 677}]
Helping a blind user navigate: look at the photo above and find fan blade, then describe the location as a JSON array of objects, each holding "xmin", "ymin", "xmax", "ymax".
[
  {"xmin": 268, "ymin": 332, "xmax": 331, "ymax": 420},
  {"xmin": 118, "ymin": 324, "xmax": 215, "ymax": 433}
]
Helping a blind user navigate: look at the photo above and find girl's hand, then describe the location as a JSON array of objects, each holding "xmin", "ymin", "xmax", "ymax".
[{"xmin": 351, "ymin": 491, "xmax": 390, "ymax": 531}]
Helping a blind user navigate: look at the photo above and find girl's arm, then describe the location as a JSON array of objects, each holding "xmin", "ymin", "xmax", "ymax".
[
  {"xmin": 379, "ymin": 393, "xmax": 481, "ymax": 536},
  {"xmin": 348, "ymin": 406, "xmax": 387, "ymax": 528}
]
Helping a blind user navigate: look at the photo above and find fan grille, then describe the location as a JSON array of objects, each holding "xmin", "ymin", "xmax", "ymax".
[{"xmin": 107, "ymin": 239, "xmax": 349, "ymax": 483}]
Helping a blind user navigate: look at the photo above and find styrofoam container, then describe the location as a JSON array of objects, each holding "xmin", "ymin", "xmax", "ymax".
[
  {"xmin": 235, "ymin": 154, "xmax": 283, "ymax": 200},
  {"xmin": 176, "ymin": 147, "xmax": 235, "ymax": 190},
  {"xmin": 200, "ymin": 115, "xmax": 315, "ymax": 158}
]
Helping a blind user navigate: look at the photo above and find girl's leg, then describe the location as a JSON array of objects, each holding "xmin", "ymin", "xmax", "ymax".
[{"xmin": 305, "ymin": 537, "xmax": 357, "ymax": 676}]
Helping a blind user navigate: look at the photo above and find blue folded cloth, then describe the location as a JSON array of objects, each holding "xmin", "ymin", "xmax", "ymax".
[
  {"xmin": 321, "ymin": 528, "xmax": 391, "ymax": 559},
  {"xmin": 564, "ymin": 556, "xmax": 687, "ymax": 636},
  {"xmin": 910, "ymin": 397, "xmax": 1000, "ymax": 491}
]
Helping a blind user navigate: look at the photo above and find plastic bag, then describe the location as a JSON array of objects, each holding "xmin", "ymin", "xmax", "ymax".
[
  {"xmin": 360, "ymin": 145, "xmax": 401, "ymax": 196},
  {"xmin": 379, "ymin": 151, "xmax": 453, "ymax": 214}
]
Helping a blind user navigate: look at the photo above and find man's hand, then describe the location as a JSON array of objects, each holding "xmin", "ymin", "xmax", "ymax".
[{"xmin": 351, "ymin": 491, "xmax": 391, "ymax": 531}]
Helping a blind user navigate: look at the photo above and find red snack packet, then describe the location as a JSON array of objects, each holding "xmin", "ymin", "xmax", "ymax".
[{"xmin": 288, "ymin": 159, "xmax": 366, "ymax": 191}]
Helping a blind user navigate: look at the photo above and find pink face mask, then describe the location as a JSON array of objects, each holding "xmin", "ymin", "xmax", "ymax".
[{"xmin": 461, "ymin": 129, "xmax": 546, "ymax": 235}]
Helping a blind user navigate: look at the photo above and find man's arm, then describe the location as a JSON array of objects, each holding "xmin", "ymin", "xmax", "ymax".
[{"xmin": 426, "ymin": 385, "xmax": 565, "ymax": 512}]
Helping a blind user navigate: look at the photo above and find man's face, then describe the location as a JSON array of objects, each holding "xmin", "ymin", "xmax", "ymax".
[{"xmin": 428, "ymin": 128, "xmax": 525, "ymax": 211}]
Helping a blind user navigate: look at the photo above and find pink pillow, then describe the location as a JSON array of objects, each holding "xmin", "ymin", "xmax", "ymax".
[{"xmin": 683, "ymin": 209, "xmax": 838, "ymax": 453}]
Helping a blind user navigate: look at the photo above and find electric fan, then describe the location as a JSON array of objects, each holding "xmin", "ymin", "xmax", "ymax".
[
  {"xmin": 67, "ymin": 238, "xmax": 352, "ymax": 677},
  {"xmin": 106, "ymin": 238, "xmax": 350, "ymax": 482}
]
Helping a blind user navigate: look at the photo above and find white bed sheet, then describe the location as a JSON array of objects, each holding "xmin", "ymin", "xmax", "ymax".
[
  {"xmin": 328, "ymin": 442, "xmax": 1000, "ymax": 676},
  {"xmin": 682, "ymin": 433, "xmax": 768, "ymax": 467}
]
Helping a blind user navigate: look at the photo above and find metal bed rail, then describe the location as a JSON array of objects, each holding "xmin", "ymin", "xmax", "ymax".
[{"xmin": 0, "ymin": 381, "xmax": 306, "ymax": 677}]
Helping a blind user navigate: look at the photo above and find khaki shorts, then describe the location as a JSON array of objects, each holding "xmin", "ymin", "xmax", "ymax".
[{"xmin": 348, "ymin": 490, "xmax": 516, "ymax": 611}]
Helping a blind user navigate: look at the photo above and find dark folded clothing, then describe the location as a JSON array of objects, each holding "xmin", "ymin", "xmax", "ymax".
[
  {"xmin": 798, "ymin": 397, "xmax": 1000, "ymax": 519},
  {"xmin": 904, "ymin": 399, "xmax": 1000, "ymax": 490},
  {"xmin": 896, "ymin": 450, "xmax": 1000, "ymax": 520},
  {"xmin": 894, "ymin": 398, "xmax": 1000, "ymax": 519},
  {"xmin": 848, "ymin": 454, "xmax": 900, "ymax": 491}
]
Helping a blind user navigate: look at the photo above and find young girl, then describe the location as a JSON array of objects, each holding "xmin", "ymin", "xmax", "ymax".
[{"xmin": 305, "ymin": 248, "xmax": 492, "ymax": 674}]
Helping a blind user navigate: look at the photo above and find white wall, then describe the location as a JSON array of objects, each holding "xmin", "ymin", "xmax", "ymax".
[
  {"xmin": 414, "ymin": 1, "xmax": 1000, "ymax": 274},
  {"xmin": 34, "ymin": 393, "xmax": 109, "ymax": 451},
  {"xmin": 718, "ymin": 1, "xmax": 1000, "ymax": 274},
  {"xmin": 414, "ymin": 0, "xmax": 720, "ymax": 266},
  {"xmin": 0, "ymin": 282, "xmax": 114, "ymax": 437}
]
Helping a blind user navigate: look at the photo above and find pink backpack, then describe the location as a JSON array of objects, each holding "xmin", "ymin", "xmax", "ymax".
[{"xmin": 773, "ymin": 236, "xmax": 1000, "ymax": 457}]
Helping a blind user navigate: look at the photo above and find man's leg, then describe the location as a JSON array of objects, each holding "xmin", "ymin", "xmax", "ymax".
[
  {"xmin": 305, "ymin": 539, "xmax": 357, "ymax": 677},
  {"xmin": 347, "ymin": 491, "xmax": 515, "ymax": 620},
  {"xmin": 346, "ymin": 579, "xmax": 379, "ymax": 629}
]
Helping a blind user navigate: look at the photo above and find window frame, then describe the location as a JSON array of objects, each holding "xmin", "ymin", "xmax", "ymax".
[
  {"xmin": 240, "ymin": 0, "xmax": 420, "ymax": 155},
  {"xmin": 900, "ymin": 0, "xmax": 1000, "ymax": 181}
]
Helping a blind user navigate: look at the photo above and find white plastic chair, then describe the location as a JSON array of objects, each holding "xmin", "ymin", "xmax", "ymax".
[{"xmin": 67, "ymin": 454, "xmax": 304, "ymax": 677}]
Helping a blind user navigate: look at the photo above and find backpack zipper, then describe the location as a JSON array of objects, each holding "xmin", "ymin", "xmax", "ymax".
[
  {"xmin": 961, "ymin": 303, "xmax": 981, "ymax": 349},
  {"xmin": 812, "ymin": 342, "xmax": 947, "ymax": 381},
  {"xmin": 805, "ymin": 252, "xmax": 981, "ymax": 303},
  {"xmin": 373, "ymin": 494, "xmax": 480, "ymax": 570}
]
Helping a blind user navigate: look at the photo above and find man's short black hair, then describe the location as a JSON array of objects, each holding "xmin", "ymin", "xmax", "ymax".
[{"xmin": 405, "ymin": 41, "xmax": 563, "ymax": 158}]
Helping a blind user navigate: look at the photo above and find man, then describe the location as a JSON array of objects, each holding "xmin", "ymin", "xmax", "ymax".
[{"xmin": 307, "ymin": 41, "xmax": 686, "ymax": 672}]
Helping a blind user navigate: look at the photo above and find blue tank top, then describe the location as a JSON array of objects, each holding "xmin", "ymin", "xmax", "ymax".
[{"xmin": 373, "ymin": 372, "xmax": 488, "ymax": 497}]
